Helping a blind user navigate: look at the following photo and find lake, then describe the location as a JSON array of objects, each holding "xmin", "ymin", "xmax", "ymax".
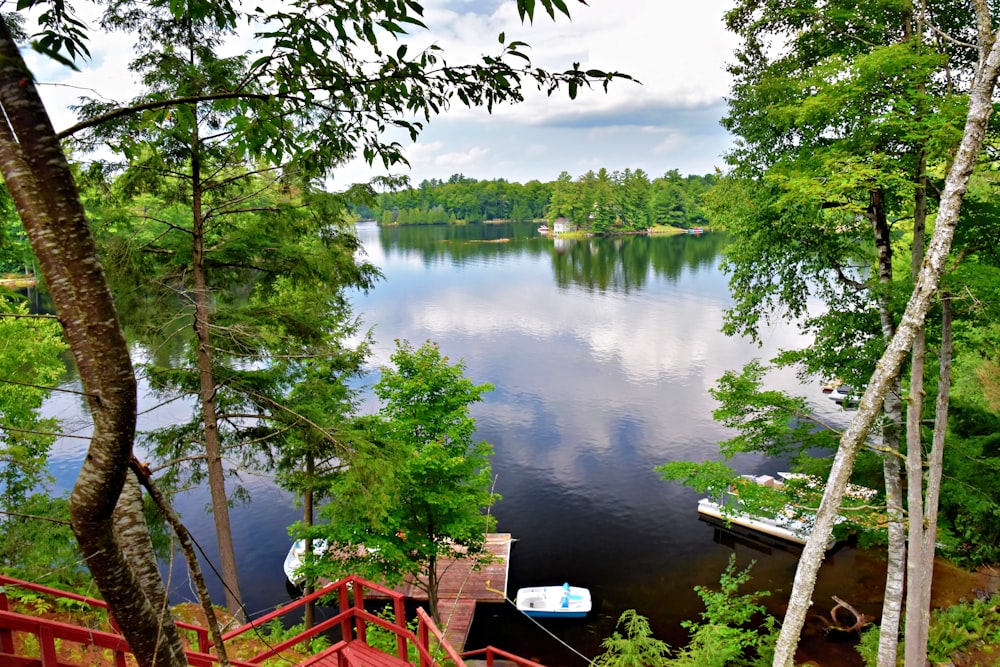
[{"xmin": 42, "ymin": 221, "xmax": 881, "ymax": 666}]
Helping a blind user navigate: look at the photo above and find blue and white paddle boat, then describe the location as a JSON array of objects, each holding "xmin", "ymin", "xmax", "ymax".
[{"xmin": 515, "ymin": 583, "xmax": 591, "ymax": 618}]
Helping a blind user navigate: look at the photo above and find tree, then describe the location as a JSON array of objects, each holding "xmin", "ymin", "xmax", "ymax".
[
  {"xmin": 307, "ymin": 340, "xmax": 499, "ymax": 622},
  {"xmin": 702, "ymin": 2, "xmax": 1000, "ymax": 664},
  {"xmin": 546, "ymin": 170, "xmax": 588, "ymax": 226},
  {"xmin": 272, "ymin": 336, "xmax": 372, "ymax": 629},
  {"xmin": 770, "ymin": 3, "xmax": 1000, "ymax": 662},
  {"xmin": 2, "ymin": 0, "xmax": 625, "ymax": 662},
  {"xmin": 0, "ymin": 16, "xmax": 189, "ymax": 664},
  {"xmin": 614, "ymin": 168, "xmax": 651, "ymax": 230},
  {"xmin": 0, "ymin": 300, "xmax": 80, "ymax": 586}
]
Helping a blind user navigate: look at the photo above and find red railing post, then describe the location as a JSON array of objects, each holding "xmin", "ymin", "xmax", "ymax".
[
  {"xmin": 339, "ymin": 581, "xmax": 353, "ymax": 644},
  {"xmin": 39, "ymin": 623, "xmax": 58, "ymax": 666},
  {"xmin": 418, "ymin": 615, "xmax": 431, "ymax": 667},
  {"xmin": 353, "ymin": 580, "xmax": 366, "ymax": 643},
  {"xmin": 196, "ymin": 625, "xmax": 211, "ymax": 654},
  {"xmin": 394, "ymin": 592, "xmax": 407, "ymax": 661},
  {"xmin": 0, "ymin": 582, "xmax": 10, "ymax": 656}
]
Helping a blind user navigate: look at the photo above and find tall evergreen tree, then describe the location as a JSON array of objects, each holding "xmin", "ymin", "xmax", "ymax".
[{"xmin": 1, "ymin": 0, "xmax": 624, "ymax": 661}]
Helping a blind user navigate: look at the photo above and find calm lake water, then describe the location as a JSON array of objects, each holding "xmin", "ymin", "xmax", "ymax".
[{"xmin": 42, "ymin": 222, "xmax": 884, "ymax": 666}]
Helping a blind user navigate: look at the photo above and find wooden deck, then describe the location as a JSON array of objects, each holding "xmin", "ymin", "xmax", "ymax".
[{"xmin": 370, "ymin": 533, "xmax": 514, "ymax": 650}]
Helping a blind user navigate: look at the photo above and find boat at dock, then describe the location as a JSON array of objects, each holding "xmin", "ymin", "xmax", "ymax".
[
  {"xmin": 516, "ymin": 583, "xmax": 591, "ymax": 618},
  {"xmin": 283, "ymin": 538, "xmax": 329, "ymax": 584},
  {"xmin": 697, "ymin": 473, "xmax": 874, "ymax": 549}
]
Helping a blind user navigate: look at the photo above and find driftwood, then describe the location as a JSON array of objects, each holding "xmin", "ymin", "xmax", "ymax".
[{"xmin": 827, "ymin": 596, "xmax": 872, "ymax": 634}]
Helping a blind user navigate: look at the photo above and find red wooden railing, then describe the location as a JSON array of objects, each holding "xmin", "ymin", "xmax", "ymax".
[
  {"xmin": 0, "ymin": 573, "xmax": 221, "ymax": 665},
  {"xmin": 459, "ymin": 646, "xmax": 550, "ymax": 667},
  {"xmin": 0, "ymin": 573, "xmax": 546, "ymax": 667}
]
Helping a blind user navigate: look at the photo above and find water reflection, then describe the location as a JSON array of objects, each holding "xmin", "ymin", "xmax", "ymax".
[{"xmin": 42, "ymin": 222, "xmax": 872, "ymax": 665}]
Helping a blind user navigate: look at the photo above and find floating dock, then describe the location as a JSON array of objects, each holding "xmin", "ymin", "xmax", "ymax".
[{"xmin": 371, "ymin": 533, "xmax": 514, "ymax": 650}]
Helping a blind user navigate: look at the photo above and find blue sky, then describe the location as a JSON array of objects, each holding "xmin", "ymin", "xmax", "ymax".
[{"xmin": 32, "ymin": 0, "xmax": 739, "ymax": 187}]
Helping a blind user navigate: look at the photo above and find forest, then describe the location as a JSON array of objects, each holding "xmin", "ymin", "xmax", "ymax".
[
  {"xmin": 3, "ymin": 0, "xmax": 1000, "ymax": 666},
  {"xmin": 353, "ymin": 170, "xmax": 715, "ymax": 231}
]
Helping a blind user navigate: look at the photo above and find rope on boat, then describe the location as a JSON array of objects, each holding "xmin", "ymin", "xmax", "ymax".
[{"xmin": 500, "ymin": 592, "xmax": 595, "ymax": 665}]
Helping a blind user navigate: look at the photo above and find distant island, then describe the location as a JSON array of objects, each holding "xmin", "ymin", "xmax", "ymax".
[{"xmin": 351, "ymin": 169, "xmax": 716, "ymax": 234}]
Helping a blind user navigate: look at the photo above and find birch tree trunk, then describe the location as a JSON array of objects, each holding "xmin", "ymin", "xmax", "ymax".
[
  {"xmin": 870, "ymin": 185, "xmax": 906, "ymax": 666},
  {"xmin": 0, "ymin": 17, "xmax": 188, "ymax": 667},
  {"xmin": 112, "ymin": 472, "xmax": 181, "ymax": 633},
  {"xmin": 903, "ymin": 325, "xmax": 928, "ymax": 667},
  {"xmin": 904, "ymin": 294, "xmax": 953, "ymax": 665},
  {"xmin": 771, "ymin": 14, "xmax": 1000, "ymax": 664},
  {"xmin": 879, "ymin": 412, "xmax": 906, "ymax": 667}
]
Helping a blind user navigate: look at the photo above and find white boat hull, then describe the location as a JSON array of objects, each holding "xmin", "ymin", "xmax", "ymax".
[
  {"xmin": 515, "ymin": 585, "xmax": 591, "ymax": 618},
  {"xmin": 696, "ymin": 473, "xmax": 845, "ymax": 550},
  {"xmin": 697, "ymin": 498, "xmax": 833, "ymax": 549},
  {"xmin": 283, "ymin": 539, "xmax": 328, "ymax": 584}
]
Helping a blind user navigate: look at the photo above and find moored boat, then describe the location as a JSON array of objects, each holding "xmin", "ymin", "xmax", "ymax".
[
  {"xmin": 515, "ymin": 583, "xmax": 591, "ymax": 618},
  {"xmin": 829, "ymin": 384, "xmax": 862, "ymax": 407},
  {"xmin": 696, "ymin": 473, "xmax": 856, "ymax": 549},
  {"xmin": 283, "ymin": 538, "xmax": 329, "ymax": 584}
]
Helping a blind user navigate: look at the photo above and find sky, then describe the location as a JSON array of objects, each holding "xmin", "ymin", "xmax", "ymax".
[{"xmin": 29, "ymin": 0, "xmax": 740, "ymax": 188}]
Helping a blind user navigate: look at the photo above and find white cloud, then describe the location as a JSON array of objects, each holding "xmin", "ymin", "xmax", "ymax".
[
  {"xmin": 24, "ymin": 0, "xmax": 738, "ymax": 185},
  {"xmin": 433, "ymin": 145, "xmax": 490, "ymax": 168}
]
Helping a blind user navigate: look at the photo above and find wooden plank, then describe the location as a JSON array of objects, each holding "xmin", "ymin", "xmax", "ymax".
[
  {"xmin": 438, "ymin": 598, "xmax": 477, "ymax": 651},
  {"xmin": 340, "ymin": 641, "xmax": 411, "ymax": 667},
  {"xmin": 372, "ymin": 534, "xmax": 513, "ymax": 603}
]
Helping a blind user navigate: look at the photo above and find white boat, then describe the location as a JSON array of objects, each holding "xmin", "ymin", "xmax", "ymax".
[
  {"xmin": 515, "ymin": 583, "xmax": 591, "ymax": 618},
  {"xmin": 829, "ymin": 384, "xmax": 861, "ymax": 406},
  {"xmin": 283, "ymin": 538, "xmax": 328, "ymax": 584},
  {"xmin": 697, "ymin": 473, "xmax": 841, "ymax": 549}
]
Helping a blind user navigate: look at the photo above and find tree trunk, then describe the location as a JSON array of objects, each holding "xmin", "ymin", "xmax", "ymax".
[
  {"xmin": 771, "ymin": 18, "xmax": 1000, "ymax": 665},
  {"xmin": 133, "ymin": 460, "xmax": 232, "ymax": 667},
  {"xmin": 427, "ymin": 553, "xmax": 440, "ymax": 624},
  {"xmin": 190, "ymin": 130, "xmax": 245, "ymax": 621},
  {"xmin": 304, "ymin": 454, "xmax": 315, "ymax": 630},
  {"xmin": 904, "ymin": 294, "xmax": 953, "ymax": 666},
  {"xmin": 903, "ymin": 324, "xmax": 928, "ymax": 667},
  {"xmin": 902, "ymin": 161, "xmax": 930, "ymax": 665},
  {"xmin": 868, "ymin": 186, "xmax": 906, "ymax": 666},
  {"xmin": 902, "ymin": 158, "xmax": 933, "ymax": 667},
  {"xmin": 113, "ymin": 472, "xmax": 179, "ymax": 619},
  {"xmin": 0, "ymin": 18, "xmax": 187, "ymax": 667},
  {"xmin": 879, "ymin": 413, "xmax": 906, "ymax": 667}
]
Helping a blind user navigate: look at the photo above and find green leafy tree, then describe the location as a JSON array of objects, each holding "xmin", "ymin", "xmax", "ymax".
[
  {"xmin": 546, "ymin": 170, "xmax": 588, "ymax": 226},
  {"xmin": 686, "ymin": 2, "xmax": 1000, "ymax": 664},
  {"xmin": 272, "ymin": 335, "xmax": 372, "ymax": 628},
  {"xmin": 762, "ymin": 3, "xmax": 1000, "ymax": 662},
  {"xmin": 671, "ymin": 557, "xmax": 776, "ymax": 667},
  {"xmin": 1, "ymin": 0, "xmax": 623, "ymax": 662},
  {"xmin": 0, "ymin": 300, "xmax": 78, "ymax": 586},
  {"xmin": 70, "ymin": 0, "xmax": 625, "ymax": 622},
  {"xmin": 308, "ymin": 340, "xmax": 499, "ymax": 622},
  {"xmin": 614, "ymin": 168, "xmax": 651, "ymax": 230}
]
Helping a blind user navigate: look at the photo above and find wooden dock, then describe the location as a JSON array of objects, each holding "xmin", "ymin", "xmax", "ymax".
[{"xmin": 371, "ymin": 533, "xmax": 514, "ymax": 650}]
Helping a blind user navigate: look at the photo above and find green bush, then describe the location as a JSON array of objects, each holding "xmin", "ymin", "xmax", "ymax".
[{"xmin": 594, "ymin": 556, "xmax": 776, "ymax": 667}]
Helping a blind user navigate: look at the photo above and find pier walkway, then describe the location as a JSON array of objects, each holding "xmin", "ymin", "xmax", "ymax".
[{"xmin": 370, "ymin": 532, "xmax": 515, "ymax": 650}]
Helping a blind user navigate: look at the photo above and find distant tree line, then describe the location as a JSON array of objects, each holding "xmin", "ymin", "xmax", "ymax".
[{"xmin": 354, "ymin": 169, "xmax": 716, "ymax": 231}]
